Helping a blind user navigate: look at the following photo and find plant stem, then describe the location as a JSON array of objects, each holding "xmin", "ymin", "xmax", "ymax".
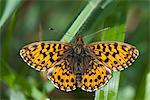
[{"xmin": 61, "ymin": 0, "xmax": 103, "ymax": 42}]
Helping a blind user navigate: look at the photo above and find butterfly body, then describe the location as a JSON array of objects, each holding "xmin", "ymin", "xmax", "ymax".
[
  {"xmin": 63, "ymin": 36, "xmax": 91, "ymax": 74},
  {"xmin": 20, "ymin": 35, "xmax": 139, "ymax": 92}
]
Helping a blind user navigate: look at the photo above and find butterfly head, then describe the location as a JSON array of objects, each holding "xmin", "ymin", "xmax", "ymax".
[
  {"xmin": 73, "ymin": 35, "xmax": 85, "ymax": 55},
  {"xmin": 75, "ymin": 35, "xmax": 84, "ymax": 46}
]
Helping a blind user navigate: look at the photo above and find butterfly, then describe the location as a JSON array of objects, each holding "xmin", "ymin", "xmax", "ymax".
[{"xmin": 20, "ymin": 35, "xmax": 139, "ymax": 92}]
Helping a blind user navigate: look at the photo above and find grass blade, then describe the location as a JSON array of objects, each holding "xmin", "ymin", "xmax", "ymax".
[
  {"xmin": 145, "ymin": 72, "xmax": 150, "ymax": 100},
  {"xmin": 0, "ymin": 0, "xmax": 22, "ymax": 28},
  {"xmin": 95, "ymin": 25, "xmax": 125, "ymax": 100},
  {"xmin": 61, "ymin": 0, "xmax": 103, "ymax": 42}
]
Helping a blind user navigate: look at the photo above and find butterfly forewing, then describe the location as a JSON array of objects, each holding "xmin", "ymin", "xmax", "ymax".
[
  {"xmin": 20, "ymin": 36, "xmax": 139, "ymax": 92},
  {"xmin": 47, "ymin": 60, "xmax": 77, "ymax": 92},
  {"xmin": 20, "ymin": 41, "xmax": 71, "ymax": 71},
  {"xmin": 87, "ymin": 42, "xmax": 139, "ymax": 71}
]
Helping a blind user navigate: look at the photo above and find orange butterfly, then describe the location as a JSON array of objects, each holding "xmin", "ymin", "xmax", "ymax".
[{"xmin": 20, "ymin": 35, "xmax": 139, "ymax": 92}]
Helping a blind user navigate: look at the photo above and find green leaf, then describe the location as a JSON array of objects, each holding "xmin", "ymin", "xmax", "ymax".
[
  {"xmin": 95, "ymin": 24, "xmax": 125, "ymax": 100},
  {"xmin": 9, "ymin": 89, "xmax": 26, "ymax": 100},
  {"xmin": 31, "ymin": 87, "xmax": 46, "ymax": 100},
  {"xmin": 101, "ymin": 24, "xmax": 125, "ymax": 42},
  {"xmin": 145, "ymin": 72, "xmax": 150, "ymax": 100},
  {"xmin": 61, "ymin": 0, "xmax": 104, "ymax": 42},
  {"xmin": 0, "ymin": 58, "xmax": 16, "ymax": 88},
  {"xmin": 43, "ymin": 81, "xmax": 55, "ymax": 93},
  {"xmin": 0, "ymin": 0, "xmax": 22, "ymax": 28}
]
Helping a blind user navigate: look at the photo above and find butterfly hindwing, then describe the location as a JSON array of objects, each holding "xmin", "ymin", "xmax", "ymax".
[
  {"xmin": 47, "ymin": 60, "xmax": 76, "ymax": 92},
  {"xmin": 20, "ymin": 36, "xmax": 139, "ymax": 92},
  {"xmin": 20, "ymin": 41, "xmax": 71, "ymax": 71},
  {"xmin": 87, "ymin": 42, "xmax": 139, "ymax": 71},
  {"xmin": 80, "ymin": 59, "xmax": 112, "ymax": 92}
]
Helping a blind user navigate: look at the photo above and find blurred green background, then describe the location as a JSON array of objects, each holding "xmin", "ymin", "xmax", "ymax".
[{"xmin": 0, "ymin": 0, "xmax": 149, "ymax": 100}]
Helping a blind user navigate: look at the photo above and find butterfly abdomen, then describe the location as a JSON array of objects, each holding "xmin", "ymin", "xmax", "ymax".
[
  {"xmin": 76, "ymin": 73, "xmax": 82, "ymax": 87},
  {"xmin": 20, "ymin": 36, "xmax": 139, "ymax": 92}
]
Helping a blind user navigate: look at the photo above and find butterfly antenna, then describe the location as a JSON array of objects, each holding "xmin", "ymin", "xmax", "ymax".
[{"xmin": 83, "ymin": 27, "xmax": 110, "ymax": 39}]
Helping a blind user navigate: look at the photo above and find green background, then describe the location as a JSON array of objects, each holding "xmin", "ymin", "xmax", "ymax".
[{"xmin": 0, "ymin": 0, "xmax": 149, "ymax": 100}]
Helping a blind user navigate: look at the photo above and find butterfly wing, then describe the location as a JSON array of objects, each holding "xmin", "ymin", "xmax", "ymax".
[
  {"xmin": 80, "ymin": 59, "xmax": 112, "ymax": 92},
  {"xmin": 47, "ymin": 59, "xmax": 76, "ymax": 92},
  {"xmin": 87, "ymin": 42, "xmax": 139, "ymax": 71},
  {"xmin": 20, "ymin": 41, "xmax": 71, "ymax": 71}
]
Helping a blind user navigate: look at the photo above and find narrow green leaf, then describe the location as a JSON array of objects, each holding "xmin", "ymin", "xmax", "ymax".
[
  {"xmin": 0, "ymin": 59, "xmax": 16, "ymax": 88},
  {"xmin": 31, "ymin": 87, "xmax": 46, "ymax": 100},
  {"xmin": 43, "ymin": 81, "xmax": 55, "ymax": 93},
  {"xmin": 101, "ymin": 24, "xmax": 125, "ymax": 42},
  {"xmin": 145, "ymin": 72, "xmax": 150, "ymax": 100},
  {"xmin": 61, "ymin": 0, "xmax": 104, "ymax": 42},
  {"xmin": 9, "ymin": 89, "xmax": 26, "ymax": 100},
  {"xmin": 0, "ymin": 0, "xmax": 22, "ymax": 28},
  {"xmin": 95, "ymin": 24, "xmax": 125, "ymax": 100}
]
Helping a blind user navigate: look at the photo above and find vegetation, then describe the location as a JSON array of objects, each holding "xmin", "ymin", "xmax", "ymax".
[{"xmin": 0, "ymin": 0, "xmax": 149, "ymax": 100}]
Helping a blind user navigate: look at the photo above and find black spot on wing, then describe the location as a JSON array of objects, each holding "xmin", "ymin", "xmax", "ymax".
[
  {"xmin": 102, "ymin": 44, "xmax": 106, "ymax": 52},
  {"xmin": 58, "ymin": 44, "xmax": 61, "ymax": 49},
  {"xmin": 97, "ymin": 44, "xmax": 100, "ymax": 49}
]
